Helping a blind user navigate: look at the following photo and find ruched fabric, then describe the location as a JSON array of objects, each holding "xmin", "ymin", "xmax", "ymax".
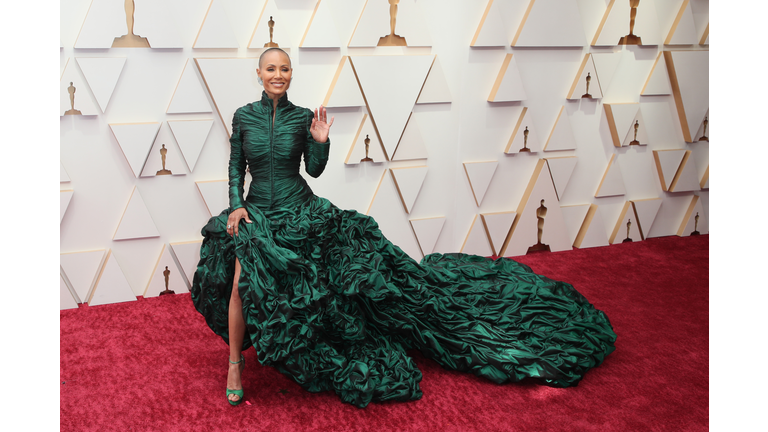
[{"xmin": 191, "ymin": 93, "xmax": 616, "ymax": 408}]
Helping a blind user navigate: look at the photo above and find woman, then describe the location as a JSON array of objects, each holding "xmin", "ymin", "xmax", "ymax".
[{"xmin": 191, "ymin": 48, "xmax": 616, "ymax": 408}]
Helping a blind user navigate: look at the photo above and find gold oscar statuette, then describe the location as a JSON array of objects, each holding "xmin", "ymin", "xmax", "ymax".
[
  {"xmin": 618, "ymin": 0, "xmax": 642, "ymax": 45},
  {"xmin": 156, "ymin": 144, "xmax": 172, "ymax": 175},
  {"xmin": 159, "ymin": 266, "xmax": 175, "ymax": 296},
  {"xmin": 527, "ymin": 199, "xmax": 551, "ymax": 253},
  {"xmin": 630, "ymin": 120, "xmax": 640, "ymax": 145},
  {"xmin": 690, "ymin": 212, "xmax": 700, "ymax": 236},
  {"xmin": 264, "ymin": 16, "xmax": 279, "ymax": 47},
  {"xmin": 519, "ymin": 126, "xmax": 531, "ymax": 153},
  {"xmin": 623, "ymin": 219, "xmax": 634, "ymax": 243},
  {"xmin": 582, "ymin": 72, "xmax": 592, "ymax": 99},
  {"xmin": 65, "ymin": 82, "xmax": 82, "ymax": 115},
  {"xmin": 378, "ymin": 0, "xmax": 408, "ymax": 46},
  {"xmin": 112, "ymin": 0, "xmax": 151, "ymax": 48},
  {"xmin": 361, "ymin": 135, "xmax": 373, "ymax": 162},
  {"xmin": 700, "ymin": 117, "xmax": 709, "ymax": 141}
]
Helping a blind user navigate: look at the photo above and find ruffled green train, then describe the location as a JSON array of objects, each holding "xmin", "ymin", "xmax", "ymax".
[{"xmin": 191, "ymin": 195, "xmax": 616, "ymax": 408}]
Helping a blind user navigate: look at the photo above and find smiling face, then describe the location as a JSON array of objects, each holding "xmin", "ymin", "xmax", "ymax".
[{"xmin": 257, "ymin": 49, "xmax": 292, "ymax": 100}]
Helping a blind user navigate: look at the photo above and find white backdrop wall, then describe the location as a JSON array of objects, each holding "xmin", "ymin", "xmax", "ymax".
[{"xmin": 60, "ymin": 0, "xmax": 710, "ymax": 307}]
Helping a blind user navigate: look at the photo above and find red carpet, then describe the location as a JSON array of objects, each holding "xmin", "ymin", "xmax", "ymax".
[{"xmin": 60, "ymin": 235, "xmax": 708, "ymax": 431}]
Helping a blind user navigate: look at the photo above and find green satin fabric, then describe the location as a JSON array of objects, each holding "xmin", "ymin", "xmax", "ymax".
[{"xmin": 191, "ymin": 93, "xmax": 617, "ymax": 408}]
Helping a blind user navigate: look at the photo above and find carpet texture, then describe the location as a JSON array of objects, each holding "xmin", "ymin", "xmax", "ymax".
[{"xmin": 60, "ymin": 235, "xmax": 708, "ymax": 431}]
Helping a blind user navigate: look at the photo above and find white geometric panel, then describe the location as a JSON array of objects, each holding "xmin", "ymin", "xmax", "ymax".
[
  {"xmin": 461, "ymin": 215, "xmax": 493, "ymax": 257},
  {"xmin": 665, "ymin": 0, "xmax": 698, "ymax": 45},
  {"xmin": 248, "ymin": 0, "xmax": 286, "ymax": 49},
  {"xmin": 488, "ymin": 53, "xmax": 527, "ymax": 102},
  {"xmin": 693, "ymin": 109, "xmax": 709, "ymax": 142},
  {"xmin": 609, "ymin": 202, "xmax": 643, "ymax": 244},
  {"xmin": 114, "ymin": 186, "xmax": 160, "ymax": 241},
  {"xmin": 543, "ymin": 106, "xmax": 577, "ymax": 151},
  {"xmin": 591, "ymin": 51, "xmax": 622, "ymax": 97},
  {"xmin": 195, "ymin": 58, "xmax": 260, "ymax": 138},
  {"xmin": 140, "ymin": 124, "xmax": 187, "ymax": 177},
  {"xmin": 604, "ymin": 103, "xmax": 640, "ymax": 148},
  {"xmin": 409, "ymin": 217, "xmax": 445, "ymax": 256},
  {"xmin": 61, "ymin": 274, "xmax": 79, "ymax": 310},
  {"xmin": 670, "ymin": 153, "xmax": 701, "ymax": 193},
  {"xmin": 109, "ymin": 122, "xmax": 161, "ymax": 178},
  {"xmin": 665, "ymin": 50, "xmax": 709, "ymax": 143},
  {"xmin": 653, "ymin": 149, "xmax": 687, "ymax": 191},
  {"xmin": 621, "ymin": 109, "xmax": 649, "ymax": 147},
  {"xmin": 348, "ymin": 0, "xmax": 432, "ymax": 47},
  {"xmin": 60, "ymin": 60, "xmax": 99, "ymax": 116},
  {"xmin": 513, "ymin": 0, "xmax": 586, "ymax": 47},
  {"xmin": 144, "ymin": 244, "xmax": 189, "ymax": 298},
  {"xmin": 481, "ymin": 211, "xmax": 516, "ymax": 256},
  {"xmin": 700, "ymin": 165, "xmax": 709, "ymax": 189},
  {"xmin": 631, "ymin": 198, "xmax": 662, "ymax": 241},
  {"xmin": 196, "ymin": 180, "xmax": 229, "ymax": 217},
  {"xmin": 561, "ymin": 204, "xmax": 591, "ymax": 246},
  {"xmin": 300, "ymin": 0, "xmax": 341, "ymax": 48},
  {"xmin": 60, "ymin": 162, "xmax": 71, "ymax": 183},
  {"xmin": 60, "ymin": 250, "xmax": 107, "ymax": 304},
  {"xmin": 503, "ymin": 159, "xmax": 571, "ymax": 256},
  {"xmin": 351, "ymin": 55, "xmax": 434, "ymax": 159},
  {"xmin": 463, "ymin": 161, "xmax": 499, "ymax": 207},
  {"xmin": 545, "ymin": 157, "xmax": 577, "ymax": 201},
  {"xmin": 417, "ymin": 56, "xmax": 452, "ymax": 104},
  {"xmin": 391, "ymin": 114, "xmax": 428, "ymax": 161},
  {"xmin": 346, "ymin": 113, "xmax": 386, "ymax": 164},
  {"xmin": 567, "ymin": 54, "xmax": 603, "ymax": 100},
  {"xmin": 573, "ymin": 204, "xmax": 609, "ymax": 249},
  {"xmin": 323, "ymin": 56, "xmax": 365, "ymax": 108},
  {"xmin": 367, "ymin": 171, "xmax": 423, "ymax": 260},
  {"xmin": 505, "ymin": 107, "xmax": 542, "ymax": 154},
  {"xmin": 89, "ymin": 250, "xmax": 137, "ymax": 306},
  {"xmin": 194, "ymin": 0, "xmax": 240, "ymax": 48},
  {"xmin": 61, "ymin": 190, "xmax": 74, "ymax": 224},
  {"xmin": 678, "ymin": 195, "xmax": 707, "ymax": 236},
  {"xmin": 591, "ymin": 0, "xmax": 662, "ymax": 46},
  {"xmin": 168, "ymin": 119, "xmax": 215, "ymax": 172},
  {"xmin": 471, "ymin": 0, "xmax": 508, "ymax": 47},
  {"xmin": 75, "ymin": 0, "xmax": 182, "ymax": 48},
  {"xmin": 171, "ymin": 240, "xmax": 203, "ymax": 288},
  {"xmin": 641, "ymin": 52, "xmax": 672, "ymax": 96},
  {"xmin": 76, "ymin": 57, "xmax": 126, "ymax": 113},
  {"xmin": 595, "ymin": 154, "xmax": 626, "ymax": 198},
  {"xmin": 167, "ymin": 59, "xmax": 213, "ymax": 114},
  {"xmin": 390, "ymin": 166, "xmax": 428, "ymax": 214}
]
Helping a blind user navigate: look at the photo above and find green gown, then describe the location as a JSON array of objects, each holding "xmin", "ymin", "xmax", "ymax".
[{"xmin": 191, "ymin": 92, "xmax": 616, "ymax": 408}]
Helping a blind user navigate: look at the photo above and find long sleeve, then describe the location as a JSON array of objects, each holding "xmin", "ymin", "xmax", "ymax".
[
  {"xmin": 303, "ymin": 109, "xmax": 331, "ymax": 178},
  {"xmin": 228, "ymin": 109, "xmax": 247, "ymax": 210}
]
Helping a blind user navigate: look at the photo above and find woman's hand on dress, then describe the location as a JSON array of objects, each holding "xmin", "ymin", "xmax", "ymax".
[
  {"xmin": 310, "ymin": 106, "xmax": 334, "ymax": 143},
  {"xmin": 227, "ymin": 208, "xmax": 252, "ymax": 237}
]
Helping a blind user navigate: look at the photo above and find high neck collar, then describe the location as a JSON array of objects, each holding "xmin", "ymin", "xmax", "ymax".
[{"xmin": 260, "ymin": 91, "xmax": 289, "ymax": 108}]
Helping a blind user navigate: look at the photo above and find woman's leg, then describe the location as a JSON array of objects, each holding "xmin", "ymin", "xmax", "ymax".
[{"xmin": 227, "ymin": 258, "xmax": 245, "ymax": 402}]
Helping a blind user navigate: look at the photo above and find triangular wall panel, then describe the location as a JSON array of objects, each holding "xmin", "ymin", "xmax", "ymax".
[
  {"xmin": 390, "ymin": 166, "xmax": 428, "ymax": 214},
  {"xmin": 114, "ymin": 186, "xmax": 160, "ymax": 240},
  {"xmin": 144, "ymin": 244, "xmax": 189, "ymax": 298},
  {"xmin": 591, "ymin": 51, "xmax": 622, "ymax": 98},
  {"xmin": 604, "ymin": 103, "xmax": 640, "ymax": 148},
  {"xmin": 194, "ymin": 0, "xmax": 240, "ymax": 48},
  {"xmin": 545, "ymin": 157, "xmax": 577, "ymax": 201},
  {"xmin": 167, "ymin": 59, "xmax": 213, "ymax": 114},
  {"xmin": 632, "ymin": 198, "xmax": 662, "ymax": 240},
  {"xmin": 567, "ymin": 54, "xmax": 603, "ymax": 99},
  {"xmin": 141, "ymin": 124, "xmax": 187, "ymax": 177},
  {"xmin": 351, "ymin": 55, "xmax": 434, "ymax": 159},
  {"xmin": 366, "ymin": 171, "xmax": 423, "ymax": 260},
  {"xmin": 665, "ymin": 0, "xmax": 698, "ymax": 45},
  {"xmin": 61, "ymin": 162, "xmax": 71, "ymax": 183},
  {"xmin": 109, "ymin": 122, "xmax": 161, "ymax": 178},
  {"xmin": 75, "ymin": 0, "xmax": 182, "ymax": 48},
  {"xmin": 591, "ymin": 0, "xmax": 662, "ymax": 46},
  {"xmin": 300, "ymin": 0, "xmax": 341, "ymax": 48},
  {"xmin": 677, "ymin": 195, "xmax": 707, "ymax": 236},
  {"xmin": 248, "ymin": 0, "xmax": 287, "ymax": 49},
  {"xmin": 61, "ymin": 190, "xmax": 74, "ymax": 224},
  {"xmin": 61, "ymin": 60, "xmax": 99, "ymax": 116},
  {"xmin": 513, "ymin": 0, "xmax": 586, "ymax": 47},
  {"xmin": 61, "ymin": 274, "xmax": 79, "ymax": 310},
  {"xmin": 170, "ymin": 241, "xmax": 203, "ymax": 288},
  {"xmin": 463, "ymin": 161, "xmax": 498, "ymax": 207},
  {"xmin": 196, "ymin": 180, "xmax": 229, "ymax": 217},
  {"xmin": 609, "ymin": 202, "xmax": 644, "ymax": 244},
  {"xmin": 471, "ymin": 0, "xmax": 508, "ymax": 47},
  {"xmin": 595, "ymin": 154, "xmax": 626, "ymax": 198},
  {"xmin": 409, "ymin": 217, "xmax": 445, "ymax": 256},
  {"xmin": 60, "ymin": 250, "xmax": 107, "ymax": 304},
  {"xmin": 505, "ymin": 107, "xmax": 542, "ymax": 154},
  {"xmin": 641, "ymin": 52, "xmax": 672, "ymax": 96},
  {"xmin": 573, "ymin": 204, "xmax": 609, "ymax": 249},
  {"xmin": 195, "ymin": 58, "xmax": 260, "ymax": 138},
  {"xmin": 621, "ymin": 109, "xmax": 649, "ymax": 147},
  {"xmin": 669, "ymin": 151, "xmax": 700, "ymax": 193},
  {"xmin": 392, "ymin": 114, "xmax": 428, "ymax": 161},
  {"xmin": 460, "ymin": 214, "xmax": 493, "ymax": 257},
  {"xmin": 488, "ymin": 54, "xmax": 527, "ymax": 102},
  {"xmin": 348, "ymin": 0, "xmax": 432, "ymax": 47},
  {"xmin": 543, "ymin": 106, "xmax": 577, "ymax": 151},
  {"xmin": 168, "ymin": 119, "xmax": 215, "ymax": 172},
  {"xmin": 653, "ymin": 150, "xmax": 687, "ymax": 191},
  {"xmin": 89, "ymin": 250, "xmax": 137, "ymax": 306},
  {"xmin": 481, "ymin": 211, "xmax": 516, "ymax": 256},
  {"xmin": 323, "ymin": 56, "xmax": 365, "ymax": 108},
  {"xmin": 665, "ymin": 50, "xmax": 709, "ymax": 142},
  {"xmin": 417, "ymin": 56, "xmax": 452, "ymax": 104},
  {"xmin": 345, "ymin": 113, "xmax": 386, "ymax": 164},
  {"xmin": 561, "ymin": 204, "xmax": 591, "ymax": 246},
  {"xmin": 76, "ymin": 57, "xmax": 126, "ymax": 113}
]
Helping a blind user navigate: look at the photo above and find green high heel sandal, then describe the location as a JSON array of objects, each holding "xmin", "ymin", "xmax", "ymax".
[{"xmin": 226, "ymin": 354, "xmax": 245, "ymax": 406}]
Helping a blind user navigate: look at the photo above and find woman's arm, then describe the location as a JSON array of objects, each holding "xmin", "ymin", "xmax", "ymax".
[
  {"xmin": 228, "ymin": 109, "xmax": 247, "ymax": 210},
  {"xmin": 303, "ymin": 107, "xmax": 333, "ymax": 178}
]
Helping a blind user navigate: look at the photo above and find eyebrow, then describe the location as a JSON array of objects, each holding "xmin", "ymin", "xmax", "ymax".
[{"xmin": 264, "ymin": 63, "xmax": 290, "ymax": 67}]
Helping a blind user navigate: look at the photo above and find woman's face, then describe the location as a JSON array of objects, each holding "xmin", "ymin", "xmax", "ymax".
[{"xmin": 257, "ymin": 50, "xmax": 292, "ymax": 99}]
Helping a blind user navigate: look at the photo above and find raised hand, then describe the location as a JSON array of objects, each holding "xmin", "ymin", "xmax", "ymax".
[{"xmin": 310, "ymin": 106, "xmax": 334, "ymax": 143}]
